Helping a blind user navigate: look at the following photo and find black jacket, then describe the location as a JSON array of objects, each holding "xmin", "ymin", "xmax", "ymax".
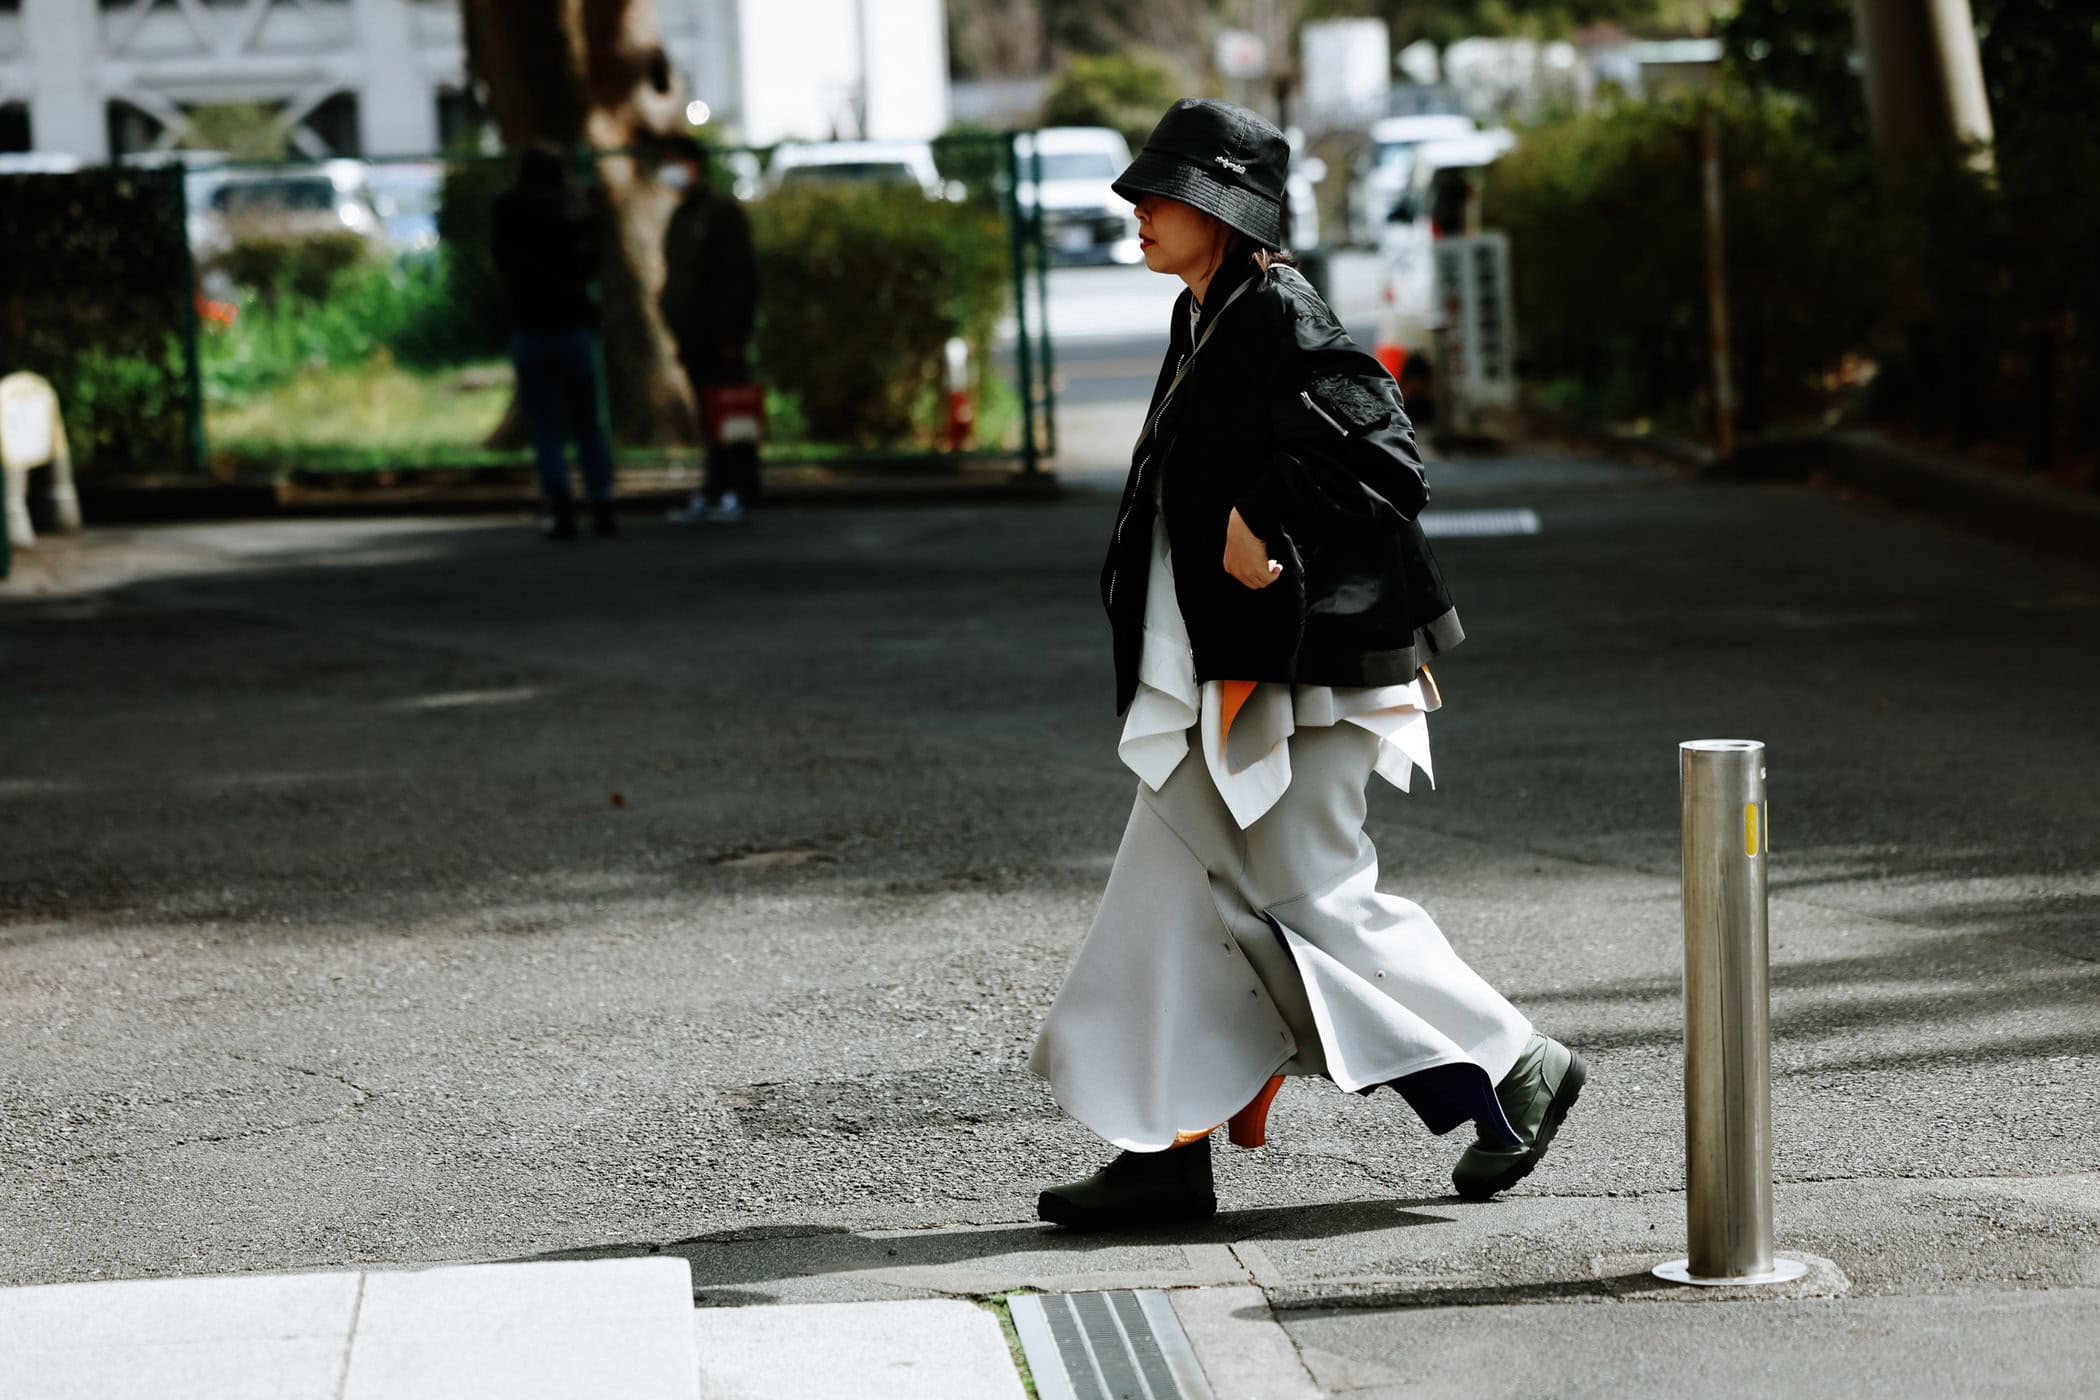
[
  {"xmin": 490, "ymin": 186, "xmax": 602, "ymax": 333},
  {"xmin": 1102, "ymin": 257, "xmax": 1463, "ymax": 715},
  {"xmin": 659, "ymin": 188, "xmax": 758, "ymax": 363}
]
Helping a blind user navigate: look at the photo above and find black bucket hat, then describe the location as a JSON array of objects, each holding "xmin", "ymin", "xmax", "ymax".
[{"xmin": 1112, "ymin": 98, "xmax": 1290, "ymax": 251}]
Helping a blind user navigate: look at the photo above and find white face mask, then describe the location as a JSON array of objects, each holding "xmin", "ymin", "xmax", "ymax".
[{"xmin": 661, "ymin": 165, "xmax": 692, "ymax": 192}]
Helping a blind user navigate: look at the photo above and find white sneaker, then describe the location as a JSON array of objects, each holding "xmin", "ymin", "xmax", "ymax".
[
  {"xmin": 667, "ymin": 491, "xmax": 711, "ymax": 524},
  {"xmin": 706, "ymin": 490, "xmax": 746, "ymax": 523}
]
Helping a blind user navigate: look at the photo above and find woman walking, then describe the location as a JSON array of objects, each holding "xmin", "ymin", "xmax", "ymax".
[{"xmin": 1031, "ymin": 100, "xmax": 1586, "ymax": 1230}]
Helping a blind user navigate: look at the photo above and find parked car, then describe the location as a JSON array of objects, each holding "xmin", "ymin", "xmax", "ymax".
[
  {"xmin": 189, "ymin": 159, "xmax": 385, "ymax": 260},
  {"xmin": 1344, "ymin": 113, "xmax": 1478, "ymax": 247},
  {"xmin": 1015, "ymin": 126, "xmax": 1142, "ymax": 266},
  {"xmin": 765, "ymin": 141, "xmax": 962, "ymax": 202}
]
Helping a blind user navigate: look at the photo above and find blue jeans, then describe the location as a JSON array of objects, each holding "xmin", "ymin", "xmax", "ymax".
[{"xmin": 510, "ymin": 329, "xmax": 614, "ymax": 504}]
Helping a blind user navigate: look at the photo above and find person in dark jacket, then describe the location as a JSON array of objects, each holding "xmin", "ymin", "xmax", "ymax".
[
  {"xmin": 658, "ymin": 137, "xmax": 760, "ymax": 523},
  {"xmin": 1030, "ymin": 100, "xmax": 1587, "ymax": 1230},
  {"xmin": 490, "ymin": 143, "xmax": 617, "ymax": 540}
]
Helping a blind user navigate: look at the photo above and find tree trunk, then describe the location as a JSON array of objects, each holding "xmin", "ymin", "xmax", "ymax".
[{"xmin": 461, "ymin": 0, "xmax": 697, "ymax": 446}]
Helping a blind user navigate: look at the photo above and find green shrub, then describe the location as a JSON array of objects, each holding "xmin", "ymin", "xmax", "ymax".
[
  {"xmin": 433, "ymin": 157, "xmax": 513, "ymax": 362},
  {"xmin": 206, "ymin": 230, "xmax": 370, "ymax": 301},
  {"xmin": 1043, "ymin": 52, "xmax": 1180, "ymax": 152},
  {"xmin": 748, "ymin": 186, "xmax": 1008, "ymax": 446},
  {"xmin": 1483, "ymin": 95, "xmax": 1880, "ymax": 432},
  {"xmin": 53, "ymin": 342, "xmax": 191, "ymax": 470},
  {"xmin": 932, "ymin": 126, "xmax": 1013, "ymax": 210}
]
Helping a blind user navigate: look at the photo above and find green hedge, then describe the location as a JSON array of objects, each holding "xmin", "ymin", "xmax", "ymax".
[
  {"xmin": 1483, "ymin": 95, "xmax": 1880, "ymax": 433},
  {"xmin": 749, "ymin": 186, "xmax": 1009, "ymax": 447},
  {"xmin": 0, "ymin": 168, "xmax": 195, "ymax": 470}
]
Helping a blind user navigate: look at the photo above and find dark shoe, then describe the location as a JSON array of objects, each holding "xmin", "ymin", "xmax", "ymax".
[
  {"xmin": 541, "ymin": 498, "xmax": 578, "ymax": 541},
  {"xmin": 1451, "ymin": 1034, "xmax": 1586, "ymax": 1201},
  {"xmin": 1038, "ymin": 1136, "xmax": 1216, "ymax": 1231},
  {"xmin": 590, "ymin": 501, "xmax": 619, "ymax": 538}
]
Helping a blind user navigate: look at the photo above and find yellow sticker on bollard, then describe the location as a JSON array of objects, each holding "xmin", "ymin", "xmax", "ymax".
[{"xmin": 1745, "ymin": 802, "xmax": 1761, "ymax": 857}]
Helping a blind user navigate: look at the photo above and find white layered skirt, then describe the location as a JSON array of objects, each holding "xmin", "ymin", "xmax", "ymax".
[{"xmin": 1031, "ymin": 519, "xmax": 1532, "ymax": 1151}]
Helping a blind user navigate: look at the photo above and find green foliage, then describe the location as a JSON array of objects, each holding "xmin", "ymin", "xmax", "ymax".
[
  {"xmin": 205, "ymin": 230, "xmax": 369, "ymax": 302},
  {"xmin": 1043, "ymin": 52, "xmax": 1182, "ymax": 152},
  {"xmin": 0, "ymin": 167, "xmax": 195, "ymax": 470},
  {"xmin": 202, "ymin": 254, "xmax": 497, "ymax": 405},
  {"xmin": 1719, "ymin": 0, "xmax": 1869, "ymax": 148},
  {"xmin": 932, "ymin": 126, "xmax": 1013, "ymax": 209},
  {"xmin": 432, "ymin": 157, "xmax": 514, "ymax": 362},
  {"xmin": 52, "ymin": 342, "xmax": 191, "ymax": 470},
  {"xmin": 1304, "ymin": 0, "xmax": 1706, "ymax": 48},
  {"xmin": 1483, "ymin": 95, "xmax": 1881, "ymax": 430},
  {"xmin": 748, "ymin": 186, "xmax": 1009, "ymax": 446},
  {"xmin": 1718, "ymin": 0, "xmax": 2100, "ymax": 456},
  {"xmin": 179, "ymin": 102, "xmax": 288, "ymax": 160}
]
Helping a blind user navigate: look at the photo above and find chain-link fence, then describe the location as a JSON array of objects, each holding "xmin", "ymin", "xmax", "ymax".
[{"xmin": 0, "ymin": 132, "xmax": 1063, "ymax": 487}]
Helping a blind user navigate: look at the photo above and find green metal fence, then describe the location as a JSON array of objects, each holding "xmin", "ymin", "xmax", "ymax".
[{"xmin": 0, "ymin": 133, "xmax": 1060, "ymax": 488}]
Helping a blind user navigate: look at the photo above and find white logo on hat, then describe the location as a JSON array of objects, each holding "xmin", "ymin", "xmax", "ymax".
[{"xmin": 1214, "ymin": 154, "xmax": 1247, "ymax": 174}]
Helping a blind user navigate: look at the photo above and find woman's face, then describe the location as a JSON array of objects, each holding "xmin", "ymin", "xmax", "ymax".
[{"xmin": 1133, "ymin": 194, "xmax": 1226, "ymax": 284}]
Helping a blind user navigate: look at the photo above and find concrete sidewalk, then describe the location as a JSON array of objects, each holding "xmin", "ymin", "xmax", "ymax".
[{"xmin": 9, "ymin": 1184, "xmax": 2099, "ymax": 1399}]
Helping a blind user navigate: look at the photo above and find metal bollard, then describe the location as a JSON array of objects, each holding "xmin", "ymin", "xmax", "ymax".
[{"xmin": 1653, "ymin": 740, "xmax": 1809, "ymax": 1287}]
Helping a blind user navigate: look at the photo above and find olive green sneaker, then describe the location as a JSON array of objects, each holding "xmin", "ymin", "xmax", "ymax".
[
  {"xmin": 1038, "ymin": 1135, "xmax": 1217, "ymax": 1231},
  {"xmin": 1451, "ymin": 1034, "xmax": 1587, "ymax": 1201}
]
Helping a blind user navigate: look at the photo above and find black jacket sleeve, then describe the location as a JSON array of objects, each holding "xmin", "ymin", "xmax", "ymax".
[
  {"xmin": 704, "ymin": 196, "xmax": 759, "ymax": 349},
  {"xmin": 1232, "ymin": 290, "xmax": 1430, "ymax": 544}
]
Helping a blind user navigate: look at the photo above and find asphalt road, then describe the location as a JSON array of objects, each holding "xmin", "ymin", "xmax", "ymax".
[{"xmin": 2, "ymin": 451, "xmax": 2096, "ymax": 1305}]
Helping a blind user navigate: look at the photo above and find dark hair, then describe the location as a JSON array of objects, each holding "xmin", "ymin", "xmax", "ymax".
[{"xmin": 1224, "ymin": 231, "xmax": 1300, "ymax": 274}]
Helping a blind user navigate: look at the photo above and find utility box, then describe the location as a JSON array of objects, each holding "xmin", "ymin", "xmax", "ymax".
[{"xmin": 1431, "ymin": 233, "xmax": 1517, "ymax": 440}]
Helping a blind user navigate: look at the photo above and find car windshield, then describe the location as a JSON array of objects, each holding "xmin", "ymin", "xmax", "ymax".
[
  {"xmin": 1371, "ymin": 143, "xmax": 1423, "ymax": 173},
  {"xmin": 212, "ymin": 178, "xmax": 340, "ymax": 214},
  {"xmin": 778, "ymin": 162, "xmax": 919, "ymax": 187},
  {"xmin": 1034, "ymin": 152, "xmax": 1120, "ymax": 182}
]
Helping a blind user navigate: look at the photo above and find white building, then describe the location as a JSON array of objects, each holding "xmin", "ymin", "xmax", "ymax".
[{"xmin": 0, "ymin": 0, "xmax": 948, "ymax": 161}]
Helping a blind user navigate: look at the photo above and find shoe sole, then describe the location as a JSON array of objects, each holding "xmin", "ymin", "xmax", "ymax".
[
  {"xmin": 1037, "ymin": 1191, "xmax": 1218, "ymax": 1232},
  {"xmin": 1455, "ymin": 1050, "xmax": 1587, "ymax": 1202}
]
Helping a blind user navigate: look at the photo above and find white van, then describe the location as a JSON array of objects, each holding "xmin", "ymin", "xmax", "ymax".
[
  {"xmin": 1374, "ymin": 130, "xmax": 1518, "ymax": 416},
  {"xmin": 1344, "ymin": 113, "xmax": 1478, "ymax": 247}
]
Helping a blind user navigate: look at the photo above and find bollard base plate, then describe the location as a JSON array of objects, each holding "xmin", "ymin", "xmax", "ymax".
[{"xmin": 1652, "ymin": 1257, "xmax": 1812, "ymax": 1288}]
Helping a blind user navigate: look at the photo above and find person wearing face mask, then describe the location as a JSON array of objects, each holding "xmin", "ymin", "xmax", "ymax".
[
  {"xmin": 1030, "ymin": 99, "xmax": 1588, "ymax": 1230},
  {"xmin": 658, "ymin": 136, "xmax": 761, "ymax": 524}
]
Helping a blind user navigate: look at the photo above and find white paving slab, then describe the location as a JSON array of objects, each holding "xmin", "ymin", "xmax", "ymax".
[
  {"xmin": 344, "ymin": 1259, "xmax": 699, "ymax": 1400},
  {"xmin": 0, "ymin": 1258, "xmax": 699, "ymax": 1400},
  {"xmin": 692, "ymin": 1299, "xmax": 1025, "ymax": 1400}
]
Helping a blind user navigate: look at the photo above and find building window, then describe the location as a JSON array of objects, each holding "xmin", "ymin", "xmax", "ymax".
[{"xmin": 0, "ymin": 104, "xmax": 29, "ymax": 154}]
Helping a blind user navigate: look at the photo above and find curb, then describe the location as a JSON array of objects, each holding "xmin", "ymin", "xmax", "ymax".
[
  {"xmin": 1722, "ymin": 429, "xmax": 2100, "ymax": 563},
  {"xmin": 69, "ymin": 467, "xmax": 1062, "ymax": 525},
  {"xmin": 1526, "ymin": 406, "xmax": 2100, "ymax": 564}
]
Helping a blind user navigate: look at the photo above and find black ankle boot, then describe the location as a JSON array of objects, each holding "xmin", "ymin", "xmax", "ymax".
[
  {"xmin": 590, "ymin": 501, "xmax": 619, "ymax": 538},
  {"xmin": 1038, "ymin": 1135, "xmax": 1215, "ymax": 1231}
]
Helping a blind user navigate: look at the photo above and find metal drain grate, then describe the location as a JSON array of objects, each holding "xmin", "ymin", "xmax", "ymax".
[
  {"xmin": 1421, "ymin": 508, "xmax": 1542, "ymax": 538},
  {"xmin": 1009, "ymin": 1290, "xmax": 1215, "ymax": 1400}
]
